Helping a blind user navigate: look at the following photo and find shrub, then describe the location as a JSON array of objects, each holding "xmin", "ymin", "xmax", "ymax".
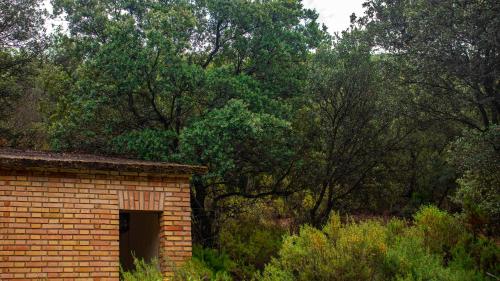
[
  {"xmin": 277, "ymin": 225, "xmax": 335, "ymax": 280},
  {"xmin": 260, "ymin": 215, "xmax": 389, "ymax": 281},
  {"xmin": 450, "ymin": 236, "xmax": 500, "ymax": 279},
  {"xmin": 258, "ymin": 207, "xmax": 495, "ymax": 281},
  {"xmin": 411, "ymin": 205, "xmax": 499, "ymax": 279},
  {"xmin": 193, "ymin": 245, "xmax": 235, "ymax": 275},
  {"xmin": 448, "ymin": 126, "xmax": 500, "ymax": 234},
  {"xmin": 120, "ymin": 257, "xmax": 162, "ymax": 281},
  {"xmin": 383, "ymin": 235, "xmax": 483, "ymax": 281},
  {"xmin": 322, "ymin": 211, "xmax": 341, "ymax": 240},
  {"xmin": 173, "ymin": 258, "xmax": 212, "ymax": 281},
  {"xmin": 173, "ymin": 258, "xmax": 233, "ymax": 281},
  {"xmin": 412, "ymin": 205, "xmax": 465, "ymax": 256},
  {"xmin": 386, "ymin": 218, "xmax": 407, "ymax": 244},
  {"xmin": 219, "ymin": 216, "xmax": 285, "ymax": 279},
  {"xmin": 173, "ymin": 246, "xmax": 234, "ymax": 281},
  {"xmin": 217, "ymin": 207, "xmax": 288, "ymax": 280},
  {"xmin": 255, "ymin": 262, "xmax": 294, "ymax": 281}
]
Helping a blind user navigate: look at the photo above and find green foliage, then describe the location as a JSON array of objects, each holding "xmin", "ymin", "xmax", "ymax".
[
  {"xmin": 219, "ymin": 214, "xmax": 286, "ymax": 279},
  {"xmin": 47, "ymin": 0, "xmax": 324, "ymax": 155},
  {"xmin": 193, "ymin": 245, "xmax": 235, "ymax": 276},
  {"xmin": 450, "ymin": 237, "xmax": 500, "ymax": 278},
  {"xmin": 259, "ymin": 216, "xmax": 389, "ymax": 281},
  {"xmin": 360, "ymin": 0, "xmax": 500, "ymax": 130},
  {"xmin": 386, "ymin": 218, "xmax": 407, "ymax": 244},
  {"xmin": 174, "ymin": 259, "xmax": 214, "ymax": 281},
  {"xmin": 120, "ymin": 257, "xmax": 162, "ymax": 281},
  {"xmin": 412, "ymin": 205, "xmax": 465, "ymax": 255},
  {"xmin": 0, "ymin": 0, "xmax": 47, "ymax": 148},
  {"xmin": 361, "ymin": 124, "xmax": 460, "ymax": 217},
  {"xmin": 0, "ymin": 0, "xmax": 46, "ymax": 51},
  {"xmin": 409, "ymin": 206, "xmax": 499, "ymax": 279},
  {"xmin": 257, "ymin": 206, "xmax": 497, "ymax": 281},
  {"xmin": 448, "ymin": 126, "xmax": 500, "ymax": 234},
  {"xmin": 0, "ymin": 52, "xmax": 47, "ymax": 148},
  {"xmin": 383, "ymin": 236, "xmax": 478, "ymax": 281},
  {"xmin": 297, "ymin": 29, "xmax": 407, "ymax": 225},
  {"xmin": 255, "ymin": 263, "xmax": 294, "ymax": 281},
  {"xmin": 174, "ymin": 259, "xmax": 233, "ymax": 281},
  {"xmin": 112, "ymin": 129, "xmax": 178, "ymax": 161},
  {"xmin": 180, "ymin": 99, "xmax": 294, "ymax": 185},
  {"xmin": 173, "ymin": 246, "xmax": 234, "ymax": 281}
]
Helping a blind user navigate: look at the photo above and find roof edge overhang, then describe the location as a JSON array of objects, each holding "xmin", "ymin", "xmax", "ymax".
[{"xmin": 0, "ymin": 149, "xmax": 207, "ymax": 175}]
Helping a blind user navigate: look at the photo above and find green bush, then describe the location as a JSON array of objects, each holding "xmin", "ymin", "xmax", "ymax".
[
  {"xmin": 276, "ymin": 225, "xmax": 336, "ymax": 280},
  {"xmin": 257, "ymin": 207, "xmax": 497, "ymax": 281},
  {"xmin": 448, "ymin": 125, "xmax": 500, "ymax": 234},
  {"xmin": 258, "ymin": 215, "xmax": 389, "ymax": 281},
  {"xmin": 120, "ymin": 257, "xmax": 163, "ymax": 281},
  {"xmin": 254, "ymin": 262, "xmax": 294, "ymax": 281},
  {"xmin": 173, "ymin": 258, "xmax": 233, "ymax": 281},
  {"xmin": 193, "ymin": 246, "xmax": 235, "ymax": 276},
  {"xmin": 173, "ymin": 258, "xmax": 212, "ymax": 281},
  {"xmin": 412, "ymin": 205, "xmax": 465, "ymax": 255},
  {"xmin": 411, "ymin": 206, "xmax": 499, "ymax": 279},
  {"xmin": 173, "ymin": 246, "xmax": 234, "ymax": 281},
  {"xmin": 175, "ymin": 206, "xmax": 497, "ymax": 281},
  {"xmin": 386, "ymin": 218, "xmax": 407, "ymax": 244},
  {"xmin": 219, "ymin": 216, "xmax": 285, "ymax": 279},
  {"xmin": 450, "ymin": 236, "xmax": 500, "ymax": 279},
  {"xmin": 383, "ymin": 235, "xmax": 483, "ymax": 281}
]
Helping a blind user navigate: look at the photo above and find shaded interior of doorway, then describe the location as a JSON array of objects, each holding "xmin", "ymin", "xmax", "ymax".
[{"xmin": 119, "ymin": 211, "xmax": 161, "ymax": 271}]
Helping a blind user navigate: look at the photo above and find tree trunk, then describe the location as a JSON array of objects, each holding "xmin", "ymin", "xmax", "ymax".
[{"xmin": 190, "ymin": 177, "xmax": 215, "ymax": 248}]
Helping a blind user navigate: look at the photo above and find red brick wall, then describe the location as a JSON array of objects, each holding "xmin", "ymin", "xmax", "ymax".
[{"xmin": 0, "ymin": 168, "xmax": 192, "ymax": 280}]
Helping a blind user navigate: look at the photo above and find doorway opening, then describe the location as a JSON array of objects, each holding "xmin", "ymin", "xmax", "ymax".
[{"xmin": 119, "ymin": 211, "xmax": 161, "ymax": 271}]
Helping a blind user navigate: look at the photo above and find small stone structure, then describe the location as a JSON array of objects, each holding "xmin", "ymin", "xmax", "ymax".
[{"xmin": 0, "ymin": 149, "xmax": 206, "ymax": 280}]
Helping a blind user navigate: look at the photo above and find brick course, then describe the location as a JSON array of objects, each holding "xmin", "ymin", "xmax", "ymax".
[{"xmin": 0, "ymin": 168, "xmax": 192, "ymax": 280}]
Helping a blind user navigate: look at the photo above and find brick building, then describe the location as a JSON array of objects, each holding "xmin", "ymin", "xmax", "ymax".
[{"xmin": 0, "ymin": 149, "xmax": 206, "ymax": 280}]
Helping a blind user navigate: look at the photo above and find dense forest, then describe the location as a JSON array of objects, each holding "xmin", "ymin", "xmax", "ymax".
[{"xmin": 1, "ymin": 0, "xmax": 498, "ymax": 280}]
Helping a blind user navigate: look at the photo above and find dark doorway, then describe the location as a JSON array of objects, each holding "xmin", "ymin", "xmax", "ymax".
[{"xmin": 119, "ymin": 211, "xmax": 161, "ymax": 271}]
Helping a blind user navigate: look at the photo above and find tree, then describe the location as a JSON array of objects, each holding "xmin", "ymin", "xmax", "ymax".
[
  {"xmin": 354, "ymin": 0, "xmax": 500, "ymax": 229},
  {"xmin": 181, "ymin": 99, "xmax": 298, "ymax": 245},
  {"xmin": 0, "ymin": 0, "xmax": 45, "ymax": 51},
  {"xmin": 448, "ymin": 125, "xmax": 500, "ymax": 235},
  {"xmin": 359, "ymin": 0, "xmax": 500, "ymax": 130},
  {"xmin": 49, "ymin": 0, "xmax": 202, "ymax": 152},
  {"xmin": 295, "ymin": 30, "xmax": 409, "ymax": 226},
  {"xmin": 47, "ymin": 0, "xmax": 325, "ymax": 245},
  {"xmin": 0, "ymin": 0, "xmax": 46, "ymax": 146},
  {"xmin": 353, "ymin": 123, "xmax": 460, "ymax": 216},
  {"xmin": 48, "ymin": 0, "xmax": 324, "ymax": 152}
]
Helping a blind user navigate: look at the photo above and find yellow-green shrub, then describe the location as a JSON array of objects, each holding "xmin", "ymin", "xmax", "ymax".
[
  {"xmin": 413, "ymin": 205, "xmax": 466, "ymax": 255},
  {"xmin": 258, "ymin": 207, "xmax": 495, "ymax": 281},
  {"xmin": 383, "ymin": 235, "xmax": 484, "ymax": 281},
  {"xmin": 173, "ymin": 246, "xmax": 234, "ymax": 281},
  {"xmin": 178, "ymin": 206, "xmax": 496, "ymax": 281},
  {"xmin": 259, "ymin": 215, "xmax": 389, "ymax": 281},
  {"xmin": 173, "ymin": 259, "xmax": 233, "ymax": 281},
  {"xmin": 277, "ymin": 226, "xmax": 335, "ymax": 280},
  {"xmin": 120, "ymin": 257, "xmax": 163, "ymax": 281},
  {"xmin": 450, "ymin": 236, "xmax": 500, "ymax": 279},
  {"xmin": 219, "ymin": 216, "xmax": 285, "ymax": 279}
]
